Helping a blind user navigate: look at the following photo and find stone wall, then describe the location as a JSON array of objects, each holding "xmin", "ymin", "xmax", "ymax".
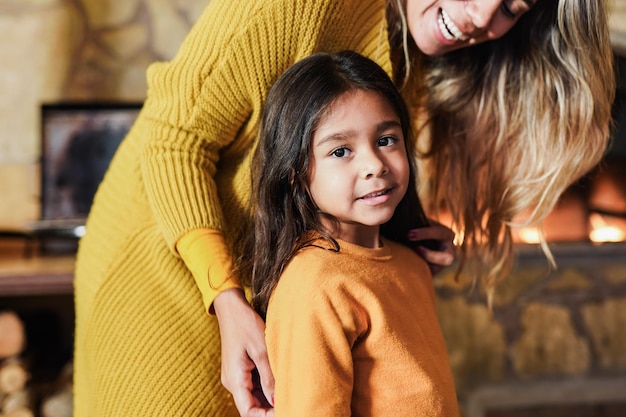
[{"xmin": 438, "ymin": 244, "xmax": 626, "ymax": 416}]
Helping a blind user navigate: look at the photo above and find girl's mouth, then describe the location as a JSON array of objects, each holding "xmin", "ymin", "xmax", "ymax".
[
  {"xmin": 438, "ymin": 8, "xmax": 469, "ymax": 42},
  {"xmin": 358, "ymin": 188, "xmax": 393, "ymax": 206},
  {"xmin": 361, "ymin": 189, "xmax": 389, "ymax": 199}
]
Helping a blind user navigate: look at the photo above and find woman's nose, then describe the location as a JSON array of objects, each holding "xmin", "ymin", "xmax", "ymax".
[{"xmin": 466, "ymin": 0, "xmax": 501, "ymax": 30}]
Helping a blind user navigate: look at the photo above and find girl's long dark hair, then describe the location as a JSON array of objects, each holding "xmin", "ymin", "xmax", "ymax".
[{"xmin": 241, "ymin": 50, "xmax": 429, "ymax": 317}]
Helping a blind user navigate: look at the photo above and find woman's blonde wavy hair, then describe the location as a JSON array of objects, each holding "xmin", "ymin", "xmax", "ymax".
[{"xmin": 388, "ymin": 0, "xmax": 615, "ymax": 298}]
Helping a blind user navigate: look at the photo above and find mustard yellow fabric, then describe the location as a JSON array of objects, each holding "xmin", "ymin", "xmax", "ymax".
[
  {"xmin": 73, "ymin": 0, "xmax": 393, "ymax": 415},
  {"xmin": 266, "ymin": 237, "xmax": 459, "ymax": 417},
  {"xmin": 176, "ymin": 228, "xmax": 241, "ymax": 313}
]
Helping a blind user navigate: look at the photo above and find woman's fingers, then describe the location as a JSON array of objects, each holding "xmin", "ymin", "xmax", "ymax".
[
  {"xmin": 408, "ymin": 222, "xmax": 456, "ymax": 275},
  {"xmin": 407, "ymin": 221, "xmax": 455, "ymax": 243},
  {"xmin": 214, "ymin": 289, "xmax": 275, "ymax": 416},
  {"xmin": 251, "ymin": 351, "xmax": 275, "ymax": 408}
]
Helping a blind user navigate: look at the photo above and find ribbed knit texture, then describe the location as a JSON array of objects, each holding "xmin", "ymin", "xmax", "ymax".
[
  {"xmin": 74, "ymin": 0, "xmax": 392, "ymax": 415},
  {"xmin": 266, "ymin": 237, "xmax": 460, "ymax": 417}
]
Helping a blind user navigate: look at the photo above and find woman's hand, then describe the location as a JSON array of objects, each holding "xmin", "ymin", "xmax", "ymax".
[
  {"xmin": 407, "ymin": 221, "xmax": 456, "ymax": 276},
  {"xmin": 213, "ymin": 289, "xmax": 275, "ymax": 417}
]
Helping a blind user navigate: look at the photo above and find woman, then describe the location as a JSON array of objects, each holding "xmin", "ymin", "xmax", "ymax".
[{"xmin": 73, "ymin": 0, "xmax": 614, "ymax": 416}]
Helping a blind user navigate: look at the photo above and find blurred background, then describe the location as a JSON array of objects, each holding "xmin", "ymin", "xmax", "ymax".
[{"xmin": 0, "ymin": 1, "xmax": 625, "ymax": 416}]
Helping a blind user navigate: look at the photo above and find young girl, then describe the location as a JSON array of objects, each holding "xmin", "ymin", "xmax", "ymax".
[{"xmin": 243, "ymin": 50, "xmax": 459, "ymax": 416}]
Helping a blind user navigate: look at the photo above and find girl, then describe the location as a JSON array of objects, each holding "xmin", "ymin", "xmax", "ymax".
[
  {"xmin": 244, "ymin": 50, "xmax": 459, "ymax": 416},
  {"xmin": 73, "ymin": 1, "xmax": 615, "ymax": 416}
]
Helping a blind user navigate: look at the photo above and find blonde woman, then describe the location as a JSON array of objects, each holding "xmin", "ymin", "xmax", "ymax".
[{"xmin": 73, "ymin": 1, "xmax": 615, "ymax": 416}]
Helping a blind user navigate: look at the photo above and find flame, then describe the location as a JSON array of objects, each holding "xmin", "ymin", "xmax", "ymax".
[
  {"xmin": 589, "ymin": 213, "xmax": 626, "ymax": 243},
  {"xmin": 516, "ymin": 227, "xmax": 541, "ymax": 244}
]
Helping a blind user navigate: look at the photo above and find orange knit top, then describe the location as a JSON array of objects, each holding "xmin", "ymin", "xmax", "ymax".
[{"xmin": 266, "ymin": 236, "xmax": 460, "ymax": 417}]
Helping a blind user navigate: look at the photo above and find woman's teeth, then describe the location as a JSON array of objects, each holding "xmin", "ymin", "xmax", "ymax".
[{"xmin": 438, "ymin": 9, "xmax": 469, "ymax": 42}]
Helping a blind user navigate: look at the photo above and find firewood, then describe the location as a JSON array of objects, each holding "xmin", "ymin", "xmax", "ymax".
[
  {"xmin": 40, "ymin": 388, "xmax": 72, "ymax": 417},
  {"xmin": 0, "ymin": 312, "xmax": 25, "ymax": 359},
  {"xmin": 40, "ymin": 362, "xmax": 72, "ymax": 417},
  {"xmin": 0, "ymin": 361, "xmax": 28, "ymax": 394},
  {"xmin": 3, "ymin": 390, "xmax": 30, "ymax": 413},
  {"xmin": 2, "ymin": 407, "xmax": 35, "ymax": 417}
]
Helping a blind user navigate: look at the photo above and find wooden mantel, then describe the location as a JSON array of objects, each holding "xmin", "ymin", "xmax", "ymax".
[{"xmin": 0, "ymin": 238, "xmax": 75, "ymax": 297}]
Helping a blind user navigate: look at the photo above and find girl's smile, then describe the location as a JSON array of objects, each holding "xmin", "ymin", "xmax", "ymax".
[{"xmin": 357, "ymin": 188, "xmax": 394, "ymax": 205}]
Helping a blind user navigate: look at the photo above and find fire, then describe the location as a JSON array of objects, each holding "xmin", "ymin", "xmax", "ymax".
[
  {"xmin": 516, "ymin": 227, "xmax": 541, "ymax": 244},
  {"xmin": 589, "ymin": 213, "xmax": 626, "ymax": 243},
  {"xmin": 513, "ymin": 214, "xmax": 626, "ymax": 245}
]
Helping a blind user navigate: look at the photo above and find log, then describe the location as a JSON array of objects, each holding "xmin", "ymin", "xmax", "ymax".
[
  {"xmin": 3, "ymin": 407, "xmax": 35, "ymax": 417},
  {"xmin": 3, "ymin": 390, "xmax": 30, "ymax": 414},
  {"xmin": 0, "ymin": 312, "xmax": 25, "ymax": 359},
  {"xmin": 40, "ymin": 362, "xmax": 72, "ymax": 417},
  {"xmin": 0, "ymin": 361, "xmax": 28, "ymax": 394},
  {"xmin": 40, "ymin": 388, "xmax": 72, "ymax": 417}
]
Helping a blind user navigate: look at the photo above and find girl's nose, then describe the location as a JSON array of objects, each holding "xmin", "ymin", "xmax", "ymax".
[
  {"xmin": 466, "ymin": 0, "xmax": 501, "ymax": 30},
  {"xmin": 361, "ymin": 152, "xmax": 388, "ymax": 178}
]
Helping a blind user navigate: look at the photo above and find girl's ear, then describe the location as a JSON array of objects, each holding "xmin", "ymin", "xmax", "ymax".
[
  {"xmin": 288, "ymin": 168, "xmax": 296, "ymax": 187},
  {"xmin": 290, "ymin": 168, "xmax": 310, "ymax": 193}
]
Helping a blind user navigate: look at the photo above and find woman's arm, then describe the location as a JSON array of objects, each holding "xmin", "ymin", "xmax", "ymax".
[{"xmin": 140, "ymin": 2, "xmax": 288, "ymax": 413}]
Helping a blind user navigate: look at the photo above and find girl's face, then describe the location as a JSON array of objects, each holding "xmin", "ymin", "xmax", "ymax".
[
  {"xmin": 307, "ymin": 89, "xmax": 410, "ymax": 248},
  {"xmin": 406, "ymin": 0, "xmax": 537, "ymax": 55}
]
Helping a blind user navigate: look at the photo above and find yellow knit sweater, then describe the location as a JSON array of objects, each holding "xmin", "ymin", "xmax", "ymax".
[
  {"xmin": 267, "ymin": 237, "xmax": 459, "ymax": 416},
  {"xmin": 74, "ymin": 0, "xmax": 394, "ymax": 416}
]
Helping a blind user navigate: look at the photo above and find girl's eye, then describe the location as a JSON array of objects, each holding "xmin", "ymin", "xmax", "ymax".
[
  {"xmin": 331, "ymin": 147, "xmax": 350, "ymax": 158},
  {"xmin": 377, "ymin": 136, "xmax": 397, "ymax": 147}
]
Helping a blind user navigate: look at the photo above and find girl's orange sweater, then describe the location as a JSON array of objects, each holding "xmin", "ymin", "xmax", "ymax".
[{"xmin": 266, "ymin": 237, "xmax": 460, "ymax": 417}]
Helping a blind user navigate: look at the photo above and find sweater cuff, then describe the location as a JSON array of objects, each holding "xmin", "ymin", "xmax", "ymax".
[{"xmin": 176, "ymin": 228, "xmax": 242, "ymax": 313}]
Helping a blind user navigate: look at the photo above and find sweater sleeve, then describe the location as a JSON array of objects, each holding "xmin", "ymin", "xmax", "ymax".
[
  {"xmin": 265, "ymin": 257, "xmax": 367, "ymax": 417},
  {"xmin": 175, "ymin": 228, "xmax": 242, "ymax": 312},
  {"xmin": 139, "ymin": 0, "xmax": 258, "ymax": 250}
]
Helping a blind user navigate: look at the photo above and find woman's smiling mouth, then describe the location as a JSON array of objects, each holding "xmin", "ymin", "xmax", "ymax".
[{"xmin": 438, "ymin": 9, "xmax": 469, "ymax": 42}]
